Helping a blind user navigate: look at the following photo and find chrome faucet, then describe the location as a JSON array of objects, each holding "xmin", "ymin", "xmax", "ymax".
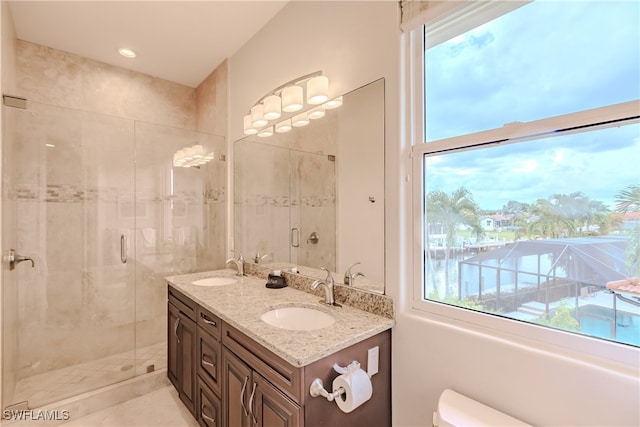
[
  {"xmin": 253, "ymin": 251, "xmax": 269, "ymax": 264},
  {"xmin": 344, "ymin": 262, "xmax": 365, "ymax": 286},
  {"xmin": 312, "ymin": 267, "xmax": 336, "ymax": 305},
  {"xmin": 225, "ymin": 250, "xmax": 245, "ymax": 276}
]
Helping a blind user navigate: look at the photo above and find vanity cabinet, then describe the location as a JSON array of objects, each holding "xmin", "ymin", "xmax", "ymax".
[
  {"xmin": 168, "ymin": 284, "xmax": 392, "ymax": 427},
  {"xmin": 168, "ymin": 288, "xmax": 197, "ymax": 414}
]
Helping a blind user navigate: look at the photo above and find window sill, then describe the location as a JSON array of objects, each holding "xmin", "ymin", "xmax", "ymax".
[{"xmin": 409, "ymin": 298, "xmax": 640, "ymax": 375}]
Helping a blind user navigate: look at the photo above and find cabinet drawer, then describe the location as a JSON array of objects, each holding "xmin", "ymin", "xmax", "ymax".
[
  {"xmin": 168, "ymin": 286, "xmax": 196, "ymax": 321},
  {"xmin": 197, "ymin": 306, "xmax": 221, "ymax": 339},
  {"xmin": 198, "ymin": 327, "xmax": 222, "ymax": 396},
  {"xmin": 197, "ymin": 377, "xmax": 221, "ymax": 427},
  {"xmin": 222, "ymin": 323, "xmax": 303, "ymax": 404}
]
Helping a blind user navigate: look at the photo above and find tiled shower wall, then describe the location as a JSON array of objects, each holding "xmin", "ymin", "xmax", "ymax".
[
  {"xmin": 3, "ymin": 39, "xmax": 227, "ymax": 399},
  {"xmin": 234, "ymin": 111, "xmax": 337, "ymax": 270}
]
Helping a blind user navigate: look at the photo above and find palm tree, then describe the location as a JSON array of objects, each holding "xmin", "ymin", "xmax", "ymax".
[
  {"xmin": 614, "ymin": 184, "xmax": 640, "ymax": 276},
  {"xmin": 426, "ymin": 187, "xmax": 481, "ymax": 297},
  {"xmin": 528, "ymin": 198, "xmax": 569, "ymax": 238}
]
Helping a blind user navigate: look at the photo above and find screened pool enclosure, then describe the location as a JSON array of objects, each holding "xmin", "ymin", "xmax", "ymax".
[{"xmin": 436, "ymin": 235, "xmax": 639, "ymax": 345}]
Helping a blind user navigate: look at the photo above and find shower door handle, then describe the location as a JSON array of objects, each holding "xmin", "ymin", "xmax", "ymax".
[
  {"xmin": 120, "ymin": 234, "xmax": 127, "ymax": 264},
  {"xmin": 291, "ymin": 228, "xmax": 300, "ymax": 248},
  {"xmin": 5, "ymin": 249, "xmax": 35, "ymax": 270}
]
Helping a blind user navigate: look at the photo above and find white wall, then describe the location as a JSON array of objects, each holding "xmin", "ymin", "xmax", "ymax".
[
  {"xmin": 228, "ymin": 1, "xmax": 399, "ymax": 144},
  {"xmin": 229, "ymin": 2, "xmax": 639, "ymax": 426}
]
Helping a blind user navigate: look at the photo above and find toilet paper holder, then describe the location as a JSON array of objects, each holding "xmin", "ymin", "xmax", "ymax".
[{"xmin": 309, "ymin": 378, "xmax": 345, "ymax": 402}]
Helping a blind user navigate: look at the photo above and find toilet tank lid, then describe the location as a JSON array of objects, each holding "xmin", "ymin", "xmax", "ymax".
[{"xmin": 434, "ymin": 389, "xmax": 531, "ymax": 427}]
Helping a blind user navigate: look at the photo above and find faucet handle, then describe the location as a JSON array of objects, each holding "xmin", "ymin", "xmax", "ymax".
[
  {"xmin": 230, "ymin": 249, "xmax": 244, "ymax": 261},
  {"xmin": 253, "ymin": 252, "xmax": 269, "ymax": 264},
  {"xmin": 345, "ymin": 262, "xmax": 361, "ymax": 275},
  {"xmin": 320, "ymin": 267, "xmax": 334, "ymax": 284}
]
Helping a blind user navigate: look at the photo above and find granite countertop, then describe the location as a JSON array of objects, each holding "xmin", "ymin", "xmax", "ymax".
[{"xmin": 166, "ymin": 269, "xmax": 395, "ymax": 368}]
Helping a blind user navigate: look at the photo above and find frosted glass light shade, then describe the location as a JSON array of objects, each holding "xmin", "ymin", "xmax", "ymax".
[
  {"xmin": 243, "ymin": 115, "xmax": 258, "ymax": 135},
  {"xmin": 282, "ymin": 86, "xmax": 304, "ymax": 112},
  {"xmin": 257, "ymin": 126, "xmax": 274, "ymax": 138},
  {"xmin": 192, "ymin": 144, "xmax": 204, "ymax": 159},
  {"xmin": 183, "ymin": 147, "xmax": 195, "ymax": 161},
  {"xmin": 308, "ymin": 106, "xmax": 325, "ymax": 120},
  {"xmin": 307, "ymin": 76, "xmax": 329, "ymax": 105},
  {"xmin": 323, "ymin": 96, "xmax": 343, "ymax": 109},
  {"xmin": 292, "ymin": 112, "xmax": 309, "ymax": 127},
  {"xmin": 275, "ymin": 119, "xmax": 292, "ymax": 133},
  {"xmin": 263, "ymin": 95, "xmax": 282, "ymax": 120},
  {"xmin": 251, "ymin": 104, "xmax": 268, "ymax": 127}
]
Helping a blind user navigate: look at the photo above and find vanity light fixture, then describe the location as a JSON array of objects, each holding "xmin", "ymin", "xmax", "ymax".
[
  {"xmin": 243, "ymin": 115, "xmax": 258, "ymax": 135},
  {"xmin": 263, "ymin": 95, "xmax": 282, "ymax": 120},
  {"xmin": 257, "ymin": 126, "xmax": 274, "ymax": 137},
  {"xmin": 281, "ymin": 85, "xmax": 304, "ymax": 113},
  {"xmin": 323, "ymin": 96, "xmax": 343, "ymax": 109},
  {"xmin": 251, "ymin": 104, "xmax": 268, "ymax": 128},
  {"xmin": 118, "ymin": 48, "xmax": 137, "ymax": 58},
  {"xmin": 306, "ymin": 75, "xmax": 329, "ymax": 105},
  {"xmin": 173, "ymin": 144, "xmax": 215, "ymax": 167},
  {"xmin": 308, "ymin": 106, "xmax": 325, "ymax": 120},
  {"xmin": 243, "ymin": 71, "xmax": 342, "ymax": 137},
  {"xmin": 292, "ymin": 112, "xmax": 310, "ymax": 127},
  {"xmin": 275, "ymin": 119, "xmax": 292, "ymax": 133}
]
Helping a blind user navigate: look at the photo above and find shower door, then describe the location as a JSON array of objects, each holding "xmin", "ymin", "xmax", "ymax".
[
  {"xmin": 1, "ymin": 101, "xmax": 137, "ymax": 409},
  {"xmin": 233, "ymin": 138, "xmax": 336, "ymax": 271},
  {"xmin": 289, "ymin": 150, "xmax": 336, "ymax": 271}
]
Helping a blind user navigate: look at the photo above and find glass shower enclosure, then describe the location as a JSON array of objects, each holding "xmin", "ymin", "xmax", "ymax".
[{"xmin": 1, "ymin": 100, "xmax": 224, "ymax": 410}]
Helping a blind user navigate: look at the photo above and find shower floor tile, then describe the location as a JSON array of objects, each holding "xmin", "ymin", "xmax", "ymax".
[{"xmin": 12, "ymin": 342, "xmax": 167, "ymax": 409}]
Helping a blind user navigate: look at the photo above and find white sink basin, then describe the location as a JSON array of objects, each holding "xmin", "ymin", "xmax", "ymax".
[
  {"xmin": 261, "ymin": 306, "xmax": 335, "ymax": 331},
  {"xmin": 192, "ymin": 277, "xmax": 238, "ymax": 287}
]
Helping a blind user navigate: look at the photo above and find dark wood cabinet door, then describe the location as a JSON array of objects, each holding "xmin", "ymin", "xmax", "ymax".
[
  {"xmin": 222, "ymin": 349, "xmax": 252, "ymax": 427},
  {"xmin": 197, "ymin": 377, "xmax": 222, "ymax": 427},
  {"xmin": 253, "ymin": 373, "xmax": 301, "ymax": 427},
  {"xmin": 178, "ymin": 313, "xmax": 197, "ymax": 414},
  {"xmin": 168, "ymin": 302, "xmax": 180, "ymax": 388}
]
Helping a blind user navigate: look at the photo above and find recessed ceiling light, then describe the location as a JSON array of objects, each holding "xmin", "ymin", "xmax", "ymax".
[{"xmin": 118, "ymin": 48, "xmax": 136, "ymax": 58}]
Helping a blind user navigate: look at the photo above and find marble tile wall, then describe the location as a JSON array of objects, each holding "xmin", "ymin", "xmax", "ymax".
[
  {"xmin": 234, "ymin": 113, "xmax": 338, "ymax": 269},
  {"xmin": 16, "ymin": 41, "xmax": 196, "ymax": 130}
]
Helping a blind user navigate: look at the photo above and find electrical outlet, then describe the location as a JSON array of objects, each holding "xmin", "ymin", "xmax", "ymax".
[{"xmin": 367, "ymin": 346, "xmax": 379, "ymax": 377}]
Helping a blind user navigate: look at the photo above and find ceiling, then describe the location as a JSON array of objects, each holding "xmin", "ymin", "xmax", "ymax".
[{"xmin": 8, "ymin": 1, "xmax": 288, "ymax": 88}]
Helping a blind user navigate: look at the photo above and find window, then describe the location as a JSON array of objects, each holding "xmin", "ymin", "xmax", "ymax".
[{"xmin": 412, "ymin": 0, "xmax": 640, "ymax": 350}]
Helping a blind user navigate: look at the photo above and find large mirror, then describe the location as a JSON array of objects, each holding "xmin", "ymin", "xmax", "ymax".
[{"xmin": 234, "ymin": 79, "xmax": 385, "ymax": 293}]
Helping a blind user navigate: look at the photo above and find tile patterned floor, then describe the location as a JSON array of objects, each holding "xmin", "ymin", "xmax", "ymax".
[
  {"xmin": 60, "ymin": 386, "xmax": 197, "ymax": 427},
  {"xmin": 12, "ymin": 342, "xmax": 167, "ymax": 409}
]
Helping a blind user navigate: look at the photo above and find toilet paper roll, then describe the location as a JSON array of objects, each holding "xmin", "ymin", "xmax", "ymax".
[{"xmin": 332, "ymin": 368, "xmax": 373, "ymax": 413}]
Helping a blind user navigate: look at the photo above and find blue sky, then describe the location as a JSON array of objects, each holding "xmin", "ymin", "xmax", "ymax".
[{"xmin": 424, "ymin": 0, "xmax": 640, "ymax": 210}]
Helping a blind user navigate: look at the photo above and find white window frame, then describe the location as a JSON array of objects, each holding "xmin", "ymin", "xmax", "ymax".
[{"xmin": 407, "ymin": 2, "xmax": 640, "ymax": 370}]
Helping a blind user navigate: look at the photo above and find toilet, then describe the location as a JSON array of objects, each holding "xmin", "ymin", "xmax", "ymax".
[{"xmin": 433, "ymin": 389, "xmax": 532, "ymax": 427}]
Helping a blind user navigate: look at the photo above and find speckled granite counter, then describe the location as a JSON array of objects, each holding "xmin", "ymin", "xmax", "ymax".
[{"xmin": 166, "ymin": 269, "xmax": 395, "ymax": 367}]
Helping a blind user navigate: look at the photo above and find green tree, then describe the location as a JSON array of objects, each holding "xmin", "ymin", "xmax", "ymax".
[
  {"xmin": 529, "ymin": 192, "xmax": 609, "ymax": 238},
  {"xmin": 615, "ymin": 184, "xmax": 640, "ymax": 276},
  {"xmin": 534, "ymin": 301, "xmax": 580, "ymax": 332},
  {"xmin": 426, "ymin": 187, "xmax": 481, "ymax": 297},
  {"xmin": 528, "ymin": 198, "xmax": 568, "ymax": 238}
]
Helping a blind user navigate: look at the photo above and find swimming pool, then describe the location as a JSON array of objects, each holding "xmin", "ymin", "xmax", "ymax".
[{"xmin": 578, "ymin": 305, "xmax": 640, "ymax": 346}]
